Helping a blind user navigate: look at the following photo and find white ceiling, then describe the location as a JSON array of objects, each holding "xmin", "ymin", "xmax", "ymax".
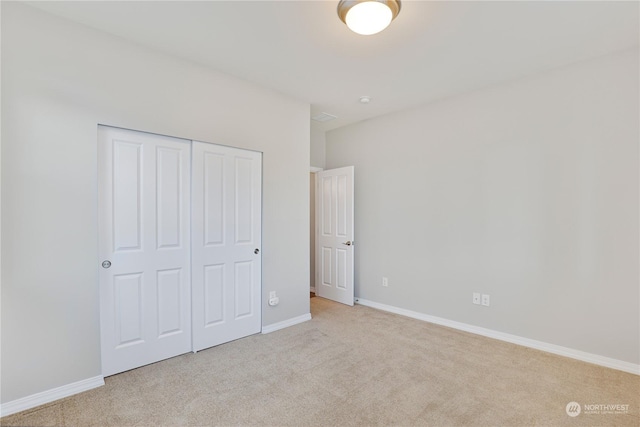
[{"xmin": 27, "ymin": 1, "xmax": 639, "ymax": 131}]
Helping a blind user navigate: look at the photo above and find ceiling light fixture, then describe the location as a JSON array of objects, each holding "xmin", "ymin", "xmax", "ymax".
[{"xmin": 337, "ymin": 0, "xmax": 401, "ymax": 36}]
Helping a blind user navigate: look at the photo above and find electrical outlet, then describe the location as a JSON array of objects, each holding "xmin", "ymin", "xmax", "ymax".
[
  {"xmin": 481, "ymin": 294, "xmax": 490, "ymax": 307},
  {"xmin": 268, "ymin": 291, "xmax": 279, "ymax": 306},
  {"xmin": 472, "ymin": 293, "xmax": 481, "ymax": 305},
  {"xmin": 382, "ymin": 277, "xmax": 389, "ymax": 287}
]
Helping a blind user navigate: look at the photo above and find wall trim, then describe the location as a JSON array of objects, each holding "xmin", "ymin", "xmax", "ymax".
[
  {"xmin": 0, "ymin": 375, "xmax": 105, "ymax": 417},
  {"xmin": 262, "ymin": 313, "xmax": 312, "ymax": 334},
  {"xmin": 310, "ymin": 166, "xmax": 323, "ymax": 172},
  {"xmin": 355, "ymin": 298, "xmax": 640, "ymax": 376},
  {"xmin": 310, "ymin": 286, "xmax": 316, "ymax": 293}
]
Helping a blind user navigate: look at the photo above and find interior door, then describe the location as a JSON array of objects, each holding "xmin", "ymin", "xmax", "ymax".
[
  {"xmin": 98, "ymin": 126, "xmax": 192, "ymax": 377},
  {"xmin": 316, "ymin": 166, "xmax": 354, "ymax": 306},
  {"xmin": 191, "ymin": 141, "xmax": 262, "ymax": 352}
]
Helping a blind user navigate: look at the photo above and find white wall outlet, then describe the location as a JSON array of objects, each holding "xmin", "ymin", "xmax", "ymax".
[
  {"xmin": 382, "ymin": 277, "xmax": 389, "ymax": 287},
  {"xmin": 473, "ymin": 293, "xmax": 481, "ymax": 305},
  {"xmin": 268, "ymin": 291, "xmax": 279, "ymax": 306},
  {"xmin": 481, "ymin": 294, "xmax": 490, "ymax": 307}
]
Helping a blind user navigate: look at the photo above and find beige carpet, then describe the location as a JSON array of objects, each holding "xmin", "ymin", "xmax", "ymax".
[{"xmin": 2, "ymin": 297, "xmax": 639, "ymax": 426}]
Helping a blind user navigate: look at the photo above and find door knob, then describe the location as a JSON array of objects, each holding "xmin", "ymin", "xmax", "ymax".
[
  {"xmin": 342, "ymin": 241, "xmax": 353, "ymax": 246},
  {"xmin": 254, "ymin": 248, "xmax": 260, "ymax": 254},
  {"xmin": 102, "ymin": 260, "xmax": 112, "ymax": 268}
]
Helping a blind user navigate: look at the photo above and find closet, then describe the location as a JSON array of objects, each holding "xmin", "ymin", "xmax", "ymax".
[{"xmin": 97, "ymin": 126, "xmax": 261, "ymax": 376}]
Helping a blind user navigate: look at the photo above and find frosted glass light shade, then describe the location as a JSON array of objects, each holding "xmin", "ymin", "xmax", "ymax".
[
  {"xmin": 346, "ymin": 2, "xmax": 392, "ymax": 35},
  {"xmin": 338, "ymin": 0, "xmax": 401, "ymax": 36}
]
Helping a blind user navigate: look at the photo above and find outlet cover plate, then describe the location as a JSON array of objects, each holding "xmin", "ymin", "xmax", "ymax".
[
  {"xmin": 481, "ymin": 294, "xmax": 490, "ymax": 306},
  {"xmin": 473, "ymin": 293, "xmax": 481, "ymax": 305}
]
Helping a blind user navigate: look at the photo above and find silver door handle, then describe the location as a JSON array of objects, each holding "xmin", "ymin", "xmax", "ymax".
[
  {"xmin": 102, "ymin": 260, "xmax": 112, "ymax": 268},
  {"xmin": 342, "ymin": 241, "xmax": 353, "ymax": 246}
]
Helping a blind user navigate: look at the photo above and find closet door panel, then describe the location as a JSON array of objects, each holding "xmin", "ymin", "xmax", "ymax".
[
  {"xmin": 192, "ymin": 141, "xmax": 262, "ymax": 351},
  {"xmin": 99, "ymin": 126, "xmax": 192, "ymax": 377}
]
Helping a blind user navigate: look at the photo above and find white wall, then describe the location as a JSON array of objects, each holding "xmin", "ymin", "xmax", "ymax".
[
  {"xmin": 326, "ymin": 48, "xmax": 639, "ymax": 365},
  {"xmin": 310, "ymin": 123, "xmax": 326, "ymax": 169},
  {"xmin": 1, "ymin": 3, "xmax": 310, "ymax": 403}
]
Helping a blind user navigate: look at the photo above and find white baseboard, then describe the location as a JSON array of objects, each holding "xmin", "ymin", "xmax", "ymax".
[
  {"xmin": 262, "ymin": 313, "xmax": 312, "ymax": 334},
  {"xmin": 310, "ymin": 286, "xmax": 316, "ymax": 293},
  {"xmin": 0, "ymin": 375, "xmax": 104, "ymax": 417},
  {"xmin": 355, "ymin": 298, "xmax": 640, "ymax": 376}
]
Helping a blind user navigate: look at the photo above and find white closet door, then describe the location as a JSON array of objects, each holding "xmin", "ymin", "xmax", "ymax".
[
  {"xmin": 98, "ymin": 126, "xmax": 192, "ymax": 377},
  {"xmin": 191, "ymin": 141, "xmax": 262, "ymax": 352}
]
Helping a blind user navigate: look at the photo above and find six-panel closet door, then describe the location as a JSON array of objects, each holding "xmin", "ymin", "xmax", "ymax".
[
  {"xmin": 98, "ymin": 127, "xmax": 192, "ymax": 377},
  {"xmin": 191, "ymin": 141, "xmax": 262, "ymax": 352},
  {"xmin": 99, "ymin": 127, "xmax": 262, "ymax": 377}
]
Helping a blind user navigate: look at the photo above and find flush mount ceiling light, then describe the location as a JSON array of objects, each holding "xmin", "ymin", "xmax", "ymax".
[{"xmin": 337, "ymin": 0, "xmax": 401, "ymax": 36}]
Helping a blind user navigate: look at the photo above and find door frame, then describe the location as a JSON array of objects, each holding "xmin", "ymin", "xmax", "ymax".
[{"xmin": 310, "ymin": 167, "xmax": 323, "ymax": 293}]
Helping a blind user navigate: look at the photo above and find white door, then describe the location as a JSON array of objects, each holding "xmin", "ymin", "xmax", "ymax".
[
  {"xmin": 191, "ymin": 141, "xmax": 262, "ymax": 352},
  {"xmin": 98, "ymin": 126, "xmax": 192, "ymax": 377},
  {"xmin": 316, "ymin": 166, "xmax": 354, "ymax": 306}
]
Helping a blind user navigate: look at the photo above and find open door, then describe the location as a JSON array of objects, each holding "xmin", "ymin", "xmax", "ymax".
[{"xmin": 315, "ymin": 166, "xmax": 354, "ymax": 306}]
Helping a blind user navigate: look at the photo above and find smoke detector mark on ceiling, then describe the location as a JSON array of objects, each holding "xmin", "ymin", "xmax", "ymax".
[{"xmin": 312, "ymin": 112, "xmax": 338, "ymax": 122}]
